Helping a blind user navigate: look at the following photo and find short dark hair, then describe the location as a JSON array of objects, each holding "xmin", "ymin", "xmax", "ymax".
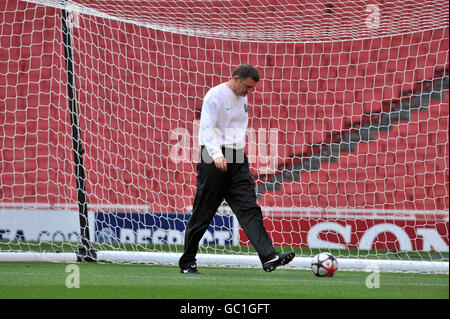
[{"xmin": 233, "ymin": 64, "xmax": 260, "ymax": 82}]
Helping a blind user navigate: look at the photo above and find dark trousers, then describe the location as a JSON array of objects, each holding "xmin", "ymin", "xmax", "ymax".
[{"xmin": 179, "ymin": 147, "xmax": 277, "ymax": 269}]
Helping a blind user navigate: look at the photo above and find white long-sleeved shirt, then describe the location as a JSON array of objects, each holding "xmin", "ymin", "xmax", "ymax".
[{"xmin": 198, "ymin": 83, "xmax": 249, "ymax": 160}]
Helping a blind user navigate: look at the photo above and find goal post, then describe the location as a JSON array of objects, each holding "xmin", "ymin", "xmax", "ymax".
[{"xmin": 0, "ymin": 0, "xmax": 448, "ymax": 274}]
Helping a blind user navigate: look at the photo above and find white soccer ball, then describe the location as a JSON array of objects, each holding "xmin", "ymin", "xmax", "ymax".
[{"xmin": 311, "ymin": 252, "xmax": 338, "ymax": 277}]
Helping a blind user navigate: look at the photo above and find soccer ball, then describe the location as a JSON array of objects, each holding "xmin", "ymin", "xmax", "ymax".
[{"xmin": 311, "ymin": 252, "xmax": 338, "ymax": 277}]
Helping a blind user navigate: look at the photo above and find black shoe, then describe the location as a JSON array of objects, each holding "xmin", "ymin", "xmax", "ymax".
[
  {"xmin": 263, "ymin": 252, "xmax": 295, "ymax": 272},
  {"xmin": 180, "ymin": 264, "xmax": 201, "ymax": 274}
]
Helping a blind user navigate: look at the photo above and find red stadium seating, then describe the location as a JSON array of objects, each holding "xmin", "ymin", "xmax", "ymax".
[{"xmin": 0, "ymin": 1, "xmax": 448, "ymax": 211}]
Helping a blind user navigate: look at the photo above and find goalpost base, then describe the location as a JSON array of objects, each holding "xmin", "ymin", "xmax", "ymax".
[{"xmin": 0, "ymin": 251, "xmax": 447, "ymax": 274}]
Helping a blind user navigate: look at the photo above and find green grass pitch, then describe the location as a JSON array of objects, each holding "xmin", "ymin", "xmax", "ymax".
[{"xmin": 0, "ymin": 262, "xmax": 447, "ymax": 299}]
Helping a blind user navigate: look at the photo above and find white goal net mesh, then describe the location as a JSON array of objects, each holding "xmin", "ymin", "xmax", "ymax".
[{"xmin": 0, "ymin": 0, "xmax": 448, "ymax": 271}]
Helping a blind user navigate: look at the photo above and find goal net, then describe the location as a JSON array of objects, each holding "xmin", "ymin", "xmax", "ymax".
[{"xmin": 0, "ymin": 0, "xmax": 448, "ymax": 273}]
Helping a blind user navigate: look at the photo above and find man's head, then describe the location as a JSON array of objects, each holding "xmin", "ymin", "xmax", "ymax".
[{"xmin": 229, "ymin": 64, "xmax": 260, "ymax": 97}]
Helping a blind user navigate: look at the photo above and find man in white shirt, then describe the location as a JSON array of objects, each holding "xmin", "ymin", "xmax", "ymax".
[{"xmin": 179, "ymin": 64, "xmax": 295, "ymax": 274}]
